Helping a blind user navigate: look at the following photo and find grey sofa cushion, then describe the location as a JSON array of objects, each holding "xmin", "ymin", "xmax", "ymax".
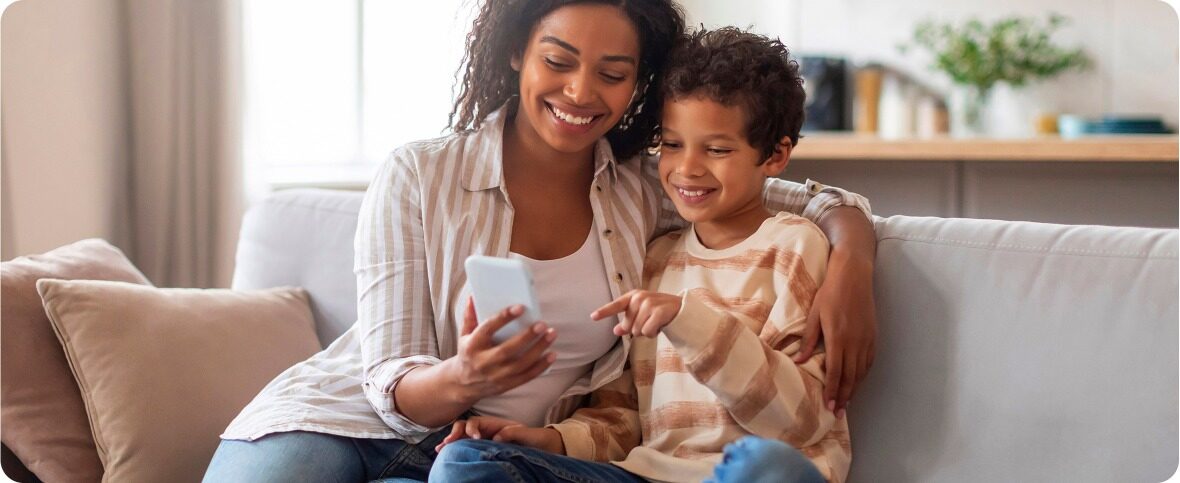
[
  {"xmin": 232, "ymin": 189, "xmax": 362, "ymax": 346},
  {"xmin": 852, "ymin": 215, "xmax": 1178, "ymax": 482}
]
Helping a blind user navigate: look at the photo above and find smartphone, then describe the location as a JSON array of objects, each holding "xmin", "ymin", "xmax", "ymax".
[{"xmin": 464, "ymin": 255, "xmax": 542, "ymax": 344}]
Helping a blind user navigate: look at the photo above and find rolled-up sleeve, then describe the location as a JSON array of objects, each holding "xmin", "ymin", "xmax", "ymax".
[
  {"xmin": 353, "ymin": 148, "xmax": 447, "ymax": 439},
  {"xmin": 764, "ymin": 178, "xmax": 873, "ymax": 222}
]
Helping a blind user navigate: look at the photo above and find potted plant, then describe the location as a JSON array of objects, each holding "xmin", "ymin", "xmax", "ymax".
[{"xmin": 900, "ymin": 13, "xmax": 1091, "ymax": 136}]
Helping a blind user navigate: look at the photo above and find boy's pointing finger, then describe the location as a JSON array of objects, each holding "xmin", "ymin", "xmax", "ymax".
[{"xmin": 591, "ymin": 293, "xmax": 634, "ymax": 320}]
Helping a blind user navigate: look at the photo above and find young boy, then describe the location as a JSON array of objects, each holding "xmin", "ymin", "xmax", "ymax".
[{"xmin": 431, "ymin": 27, "xmax": 850, "ymax": 483}]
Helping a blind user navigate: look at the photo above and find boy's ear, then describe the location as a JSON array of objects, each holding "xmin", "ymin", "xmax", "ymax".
[
  {"xmin": 510, "ymin": 53, "xmax": 522, "ymax": 72},
  {"xmin": 760, "ymin": 136, "xmax": 792, "ymax": 177}
]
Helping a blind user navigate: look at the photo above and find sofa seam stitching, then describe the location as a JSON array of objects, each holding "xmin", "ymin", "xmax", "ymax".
[{"xmin": 878, "ymin": 235, "xmax": 1178, "ymax": 259}]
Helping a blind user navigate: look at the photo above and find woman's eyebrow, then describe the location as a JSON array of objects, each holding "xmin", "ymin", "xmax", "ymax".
[
  {"xmin": 539, "ymin": 35, "xmax": 636, "ymax": 65},
  {"xmin": 540, "ymin": 35, "xmax": 580, "ymax": 54},
  {"xmin": 602, "ymin": 54, "xmax": 636, "ymax": 65}
]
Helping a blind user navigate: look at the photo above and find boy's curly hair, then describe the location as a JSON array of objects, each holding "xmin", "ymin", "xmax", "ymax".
[
  {"xmin": 449, "ymin": 0, "xmax": 686, "ymax": 160},
  {"xmin": 658, "ymin": 27, "xmax": 806, "ymax": 161}
]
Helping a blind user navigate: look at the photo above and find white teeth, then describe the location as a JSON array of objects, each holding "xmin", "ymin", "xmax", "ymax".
[
  {"xmin": 678, "ymin": 188, "xmax": 710, "ymax": 197},
  {"xmin": 551, "ymin": 106, "xmax": 594, "ymax": 125}
]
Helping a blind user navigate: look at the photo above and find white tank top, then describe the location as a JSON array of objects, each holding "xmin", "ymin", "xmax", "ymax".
[{"xmin": 459, "ymin": 223, "xmax": 620, "ymax": 427}]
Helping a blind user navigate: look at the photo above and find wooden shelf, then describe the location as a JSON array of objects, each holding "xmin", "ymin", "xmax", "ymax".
[{"xmin": 792, "ymin": 133, "xmax": 1179, "ymax": 162}]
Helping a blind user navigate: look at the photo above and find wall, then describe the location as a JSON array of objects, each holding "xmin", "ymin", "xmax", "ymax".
[
  {"xmin": 678, "ymin": 0, "xmax": 1179, "ymax": 128},
  {"xmin": 1, "ymin": 0, "xmax": 128, "ymax": 260}
]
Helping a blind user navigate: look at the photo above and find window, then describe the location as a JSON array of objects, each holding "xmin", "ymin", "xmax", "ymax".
[{"xmin": 243, "ymin": 1, "xmax": 475, "ymax": 188}]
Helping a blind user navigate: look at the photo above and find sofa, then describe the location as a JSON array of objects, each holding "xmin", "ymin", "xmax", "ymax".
[
  {"xmin": 5, "ymin": 187, "xmax": 1177, "ymax": 482},
  {"xmin": 231, "ymin": 188, "xmax": 1178, "ymax": 482}
]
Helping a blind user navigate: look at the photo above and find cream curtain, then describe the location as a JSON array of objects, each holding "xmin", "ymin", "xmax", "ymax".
[{"xmin": 118, "ymin": 0, "xmax": 243, "ymax": 288}]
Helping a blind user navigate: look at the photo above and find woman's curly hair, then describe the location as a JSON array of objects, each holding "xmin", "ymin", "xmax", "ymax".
[
  {"xmin": 448, "ymin": 0, "xmax": 686, "ymax": 160},
  {"xmin": 658, "ymin": 27, "xmax": 807, "ymax": 161}
]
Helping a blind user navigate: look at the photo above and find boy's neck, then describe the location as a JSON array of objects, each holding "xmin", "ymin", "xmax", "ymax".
[{"xmin": 692, "ymin": 202, "xmax": 774, "ymax": 250}]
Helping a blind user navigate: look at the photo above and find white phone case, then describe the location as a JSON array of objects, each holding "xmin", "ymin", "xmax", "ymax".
[{"xmin": 464, "ymin": 255, "xmax": 542, "ymax": 344}]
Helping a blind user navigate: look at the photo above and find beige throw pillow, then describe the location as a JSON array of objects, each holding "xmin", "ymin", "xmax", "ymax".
[
  {"xmin": 1, "ymin": 239, "xmax": 151, "ymax": 482},
  {"xmin": 36, "ymin": 279, "xmax": 321, "ymax": 483}
]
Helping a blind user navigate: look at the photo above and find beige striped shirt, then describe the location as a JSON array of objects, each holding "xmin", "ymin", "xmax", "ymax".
[
  {"xmin": 550, "ymin": 212, "xmax": 851, "ymax": 483},
  {"xmin": 221, "ymin": 104, "xmax": 871, "ymax": 444}
]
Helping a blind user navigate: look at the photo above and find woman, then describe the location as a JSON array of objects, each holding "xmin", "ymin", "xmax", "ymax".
[{"xmin": 204, "ymin": 1, "xmax": 876, "ymax": 481}]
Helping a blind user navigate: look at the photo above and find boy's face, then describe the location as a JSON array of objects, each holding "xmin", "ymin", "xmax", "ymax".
[{"xmin": 658, "ymin": 96, "xmax": 786, "ymax": 224}]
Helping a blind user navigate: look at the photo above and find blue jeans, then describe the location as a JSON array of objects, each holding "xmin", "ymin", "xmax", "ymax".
[
  {"xmin": 704, "ymin": 436, "xmax": 826, "ymax": 483},
  {"xmin": 430, "ymin": 436, "xmax": 825, "ymax": 483},
  {"xmin": 201, "ymin": 428, "xmax": 449, "ymax": 483}
]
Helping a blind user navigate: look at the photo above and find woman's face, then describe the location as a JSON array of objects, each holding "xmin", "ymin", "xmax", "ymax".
[{"xmin": 512, "ymin": 4, "xmax": 641, "ymax": 155}]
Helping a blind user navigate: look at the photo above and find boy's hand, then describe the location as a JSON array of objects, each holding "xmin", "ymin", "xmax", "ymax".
[
  {"xmin": 435, "ymin": 415, "xmax": 520, "ymax": 452},
  {"xmin": 434, "ymin": 416, "xmax": 565, "ymax": 455},
  {"xmin": 494, "ymin": 426, "xmax": 565, "ymax": 455},
  {"xmin": 592, "ymin": 290, "xmax": 682, "ymax": 337}
]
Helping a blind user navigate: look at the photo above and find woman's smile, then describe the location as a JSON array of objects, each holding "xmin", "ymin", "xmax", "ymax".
[
  {"xmin": 511, "ymin": 4, "xmax": 640, "ymax": 156},
  {"xmin": 545, "ymin": 101, "xmax": 605, "ymax": 133}
]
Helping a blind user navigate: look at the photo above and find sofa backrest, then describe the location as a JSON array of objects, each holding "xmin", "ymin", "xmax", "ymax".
[
  {"xmin": 858, "ymin": 215, "xmax": 1177, "ymax": 482},
  {"xmin": 232, "ymin": 189, "xmax": 363, "ymax": 347},
  {"xmin": 232, "ymin": 188, "xmax": 1179, "ymax": 482}
]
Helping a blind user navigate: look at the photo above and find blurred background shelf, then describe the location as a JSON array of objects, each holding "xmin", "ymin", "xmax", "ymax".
[
  {"xmin": 784, "ymin": 134, "xmax": 1178, "ymax": 228},
  {"xmin": 793, "ymin": 134, "xmax": 1179, "ymax": 162}
]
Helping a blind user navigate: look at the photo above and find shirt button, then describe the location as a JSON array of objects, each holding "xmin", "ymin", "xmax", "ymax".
[
  {"xmin": 602, "ymin": 228, "xmax": 613, "ymax": 237},
  {"xmin": 615, "ymin": 273, "xmax": 624, "ymax": 282},
  {"xmin": 595, "ymin": 185, "xmax": 603, "ymax": 192}
]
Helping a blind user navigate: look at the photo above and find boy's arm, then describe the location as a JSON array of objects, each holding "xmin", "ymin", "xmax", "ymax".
[
  {"xmin": 546, "ymin": 368, "xmax": 642, "ymax": 462},
  {"xmin": 660, "ymin": 226, "xmax": 836, "ymax": 447}
]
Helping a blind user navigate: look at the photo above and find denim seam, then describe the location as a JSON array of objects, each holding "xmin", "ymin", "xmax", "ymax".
[
  {"xmin": 376, "ymin": 441, "xmax": 421, "ymax": 479},
  {"xmin": 377, "ymin": 429, "xmax": 448, "ymax": 479},
  {"xmin": 476, "ymin": 449, "xmax": 529, "ymax": 483},
  {"xmin": 497, "ymin": 448, "xmax": 601, "ymax": 483},
  {"xmin": 500, "ymin": 458, "xmax": 527, "ymax": 483}
]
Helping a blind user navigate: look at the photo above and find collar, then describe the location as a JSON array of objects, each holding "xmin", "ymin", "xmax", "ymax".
[
  {"xmin": 460, "ymin": 99, "xmax": 620, "ymax": 192},
  {"xmin": 592, "ymin": 135, "xmax": 621, "ymax": 185},
  {"xmin": 460, "ymin": 104, "xmax": 509, "ymax": 192}
]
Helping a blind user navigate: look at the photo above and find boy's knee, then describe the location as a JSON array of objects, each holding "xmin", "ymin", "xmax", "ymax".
[
  {"xmin": 727, "ymin": 436, "xmax": 797, "ymax": 464},
  {"xmin": 436, "ymin": 439, "xmax": 495, "ymax": 462},
  {"xmin": 718, "ymin": 437, "xmax": 823, "ymax": 483},
  {"xmin": 431, "ymin": 439, "xmax": 516, "ymax": 482}
]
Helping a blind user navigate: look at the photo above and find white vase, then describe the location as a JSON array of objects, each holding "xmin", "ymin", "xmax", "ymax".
[
  {"xmin": 986, "ymin": 83, "xmax": 1037, "ymax": 138},
  {"xmin": 948, "ymin": 85, "xmax": 989, "ymax": 138}
]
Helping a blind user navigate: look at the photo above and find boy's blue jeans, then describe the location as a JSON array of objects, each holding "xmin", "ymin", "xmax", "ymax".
[{"xmin": 430, "ymin": 436, "xmax": 826, "ymax": 483}]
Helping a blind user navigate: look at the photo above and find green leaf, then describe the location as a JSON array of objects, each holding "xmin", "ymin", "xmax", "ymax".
[{"xmin": 898, "ymin": 12, "xmax": 1091, "ymax": 92}]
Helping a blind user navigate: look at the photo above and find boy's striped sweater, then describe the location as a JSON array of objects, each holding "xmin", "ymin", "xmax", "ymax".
[{"xmin": 549, "ymin": 212, "xmax": 851, "ymax": 483}]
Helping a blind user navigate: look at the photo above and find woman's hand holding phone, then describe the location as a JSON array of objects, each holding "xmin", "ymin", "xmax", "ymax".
[{"xmin": 441, "ymin": 297, "xmax": 558, "ymax": 405}]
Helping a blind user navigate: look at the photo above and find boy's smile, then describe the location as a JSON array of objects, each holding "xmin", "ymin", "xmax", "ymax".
[{"xmin": 658, "ymin": 95, "xmax": 791, "ymax": 248}]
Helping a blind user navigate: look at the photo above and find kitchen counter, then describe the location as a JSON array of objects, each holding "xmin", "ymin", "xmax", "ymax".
[{"xmin": 793, "ymin": 134, "xmax": 1179, "ymax": 162}]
